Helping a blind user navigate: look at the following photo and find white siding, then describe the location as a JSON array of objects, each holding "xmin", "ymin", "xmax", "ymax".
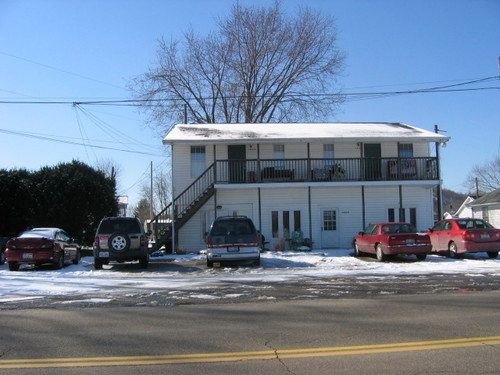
[
  {"xmin": 310, "ymin": 186, "xmax": 363, "ymax": 248},
  {"xmin": 170, "ymin": 137, "xmax": 438, "ymax": 252},
  {"xmin": 488, "ymin": 206, "xmax": 500, "ymax": 228}
]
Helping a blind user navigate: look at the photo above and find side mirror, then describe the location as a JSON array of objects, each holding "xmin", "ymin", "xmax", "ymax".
[{"xmin": 358, "ymin": 231, "xmax": 364, "ymax": 236}]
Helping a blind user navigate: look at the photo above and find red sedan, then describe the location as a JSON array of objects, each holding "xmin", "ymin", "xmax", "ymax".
[
  {"xmin": 353, "ymin": 222, "xmax": 431, "ymax": 262},
  {"xmin": 5, "ymin": 228, "xmax": 81, "ymax": 271},
  {"xmin": 427, "ymin": 218, "xmax": 500, "ymax": 258}
]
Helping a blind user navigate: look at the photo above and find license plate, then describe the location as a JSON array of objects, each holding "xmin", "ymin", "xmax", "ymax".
[
  {"xmin": 99, "ymin": 251, "xmax": 109, "ymax": 258},
  {"xmin": 22, "ymin": 253, "xmax": 33, "ymax": 260},
  {"xmin": 227, "ymin": 247, "xmax": 240, "ymax": 253},
  {"xmin": 481, "ymin": 234, "xmax": 490, "ymax": 239},
  {"xmin": 406, "ymin": 239, "xmax": 415, "ymax": 244}
]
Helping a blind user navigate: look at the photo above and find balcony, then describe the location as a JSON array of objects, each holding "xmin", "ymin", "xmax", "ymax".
[{"xmin": 214, "ymin": 157, "xmax": 438, "ymax": 184}]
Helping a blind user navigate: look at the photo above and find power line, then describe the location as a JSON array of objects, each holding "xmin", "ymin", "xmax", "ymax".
[
  {"xmin": 0, "ymin": 51, "xmax": 125, "ymax": 90},
  {"xmin": 0, "ymin": 128, "xmax": 162, "ymax": 157},
  {"xmin": 0, "ymin": 76, "xmax": 498, "ymax": 106}
]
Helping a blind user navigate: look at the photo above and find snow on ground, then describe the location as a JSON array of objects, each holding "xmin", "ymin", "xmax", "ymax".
[{"xmin": 0, "ymin": 249, "xmax": 499, "ymax": 305}]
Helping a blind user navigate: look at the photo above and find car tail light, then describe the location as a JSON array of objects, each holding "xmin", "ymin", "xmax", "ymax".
[
  {"xmin": 40, "ymin": 241, "xmax": 55, "ymax": 249},
  {"xmin": 417, "ymin": 235, "xmax": 431, "ymax": 244},
  {"xmin": 462, "ymin": 231, "xmax": 474, "ymax": 241},
  {"xmin": 252, "ymin": 235, "xmax": 259, "ymax": 246},
  {"xmin": 388, "ymin": 236, "xmax": 403, "ymax": 246},
  {"xmin": 207, "ymin": 237, "xmax": 214, "ymax": 248},
  {"xmin": 140, "ymin": 235, "xmax": 147, "ymax": 246},
  {"xmin": 93, "ymin": 236, "xmax": 100, "ymax": 248}
]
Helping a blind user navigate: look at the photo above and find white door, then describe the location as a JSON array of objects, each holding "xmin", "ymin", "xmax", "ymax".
[{"xmin": 320, "ymin": 209, "xmax": 339, "ymax": 248}]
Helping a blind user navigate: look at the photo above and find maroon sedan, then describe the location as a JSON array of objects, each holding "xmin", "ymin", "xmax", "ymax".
[
  {"xmin": 353, "ymin": 222, "xmax": 431, "ymax": 262},
  {"xmin": 5, "ymin": 228, "xmax": 81, "ymax": 271},
  {"xmin": 427, "ymin": 218, "xmax": 500, "ymax": 258}
]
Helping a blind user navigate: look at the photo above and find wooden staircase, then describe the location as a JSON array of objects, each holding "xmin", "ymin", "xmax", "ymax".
[{"xmin": 149, "ymin": 164, "xmax": 215, "ymax": 252}]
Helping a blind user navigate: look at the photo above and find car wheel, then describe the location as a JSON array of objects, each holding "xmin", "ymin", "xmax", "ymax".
[
  {"xmin": 416, "ymin": 253, "xmax": 427, "ymax": 261},
  {"xmin": 375, "ymin": 244, "xmax": 386, "ymax": 262},
  {"xmin": 94, "ymin": 258, "xmax": 103, "ymax": 270},
  {"xmin": 448, "ymin": 242, "xmax": 459, "ymax": 258},
  {"xmin": 8, "ymin": 262, "xmax": 19, "ymax": 271},
  {"xmin": 487, "ymin": 251, "xmax": 498, "ymax": 259},
  {"xmin": 55, "ymin": 254, "xmax": 64, "ymax": 269},
  {"xmin": 139, "ymin": 255, "xmax": 149, "ymax": 269},
  {"xmin": 206, "ymin": 258, "xmax": 214, "ymax": 268},
  {"xmin": 253, "ymin": 256, "xmax": 261, "ymax": 266},
  {"xmin": 72, "ymin": 249, "xmax": 81, "ymax": 265},
  {"xmin": 108, "ymin": 233, "xmax": 131, "ymax": 252}
]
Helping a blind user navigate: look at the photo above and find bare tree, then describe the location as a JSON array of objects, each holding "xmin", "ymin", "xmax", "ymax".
[
  {"xmin": 464, "ymin": 156, "xmax": 500, "ymax": 195},
  {"xmin": 131, "ymin": 1, "xmax": 345, "ymax": 133},
  {"xmin": 94, "ymin": 158, "xmax": 120, "ymax": 182},
  {"xmin": 132, "ymin": 198, "xmax": 151, "ymax": 225},
  {"xmin": 136, "ymin": 167, "xmax": 172, "ymax": 219}
]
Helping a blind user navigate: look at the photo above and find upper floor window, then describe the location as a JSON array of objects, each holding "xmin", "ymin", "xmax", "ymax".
[
  {"xmin": 323, "ymin": 144, "xmax": 335, "ymax": 167},
  {"xmin": 190, "ymin": 146, "xmax": 206, "ymax": 178},
  {"xmin": 273, "ymin": 144, "xmax": 285, "ymax": 158},
  {"xmin": 398, "ymin": 143, "xmax": 414, "ymax": 158},
  {"xmin": 273, "ymin": 144, "xmax": 285, "ymax": 169},
  {"xmin": 323, "ymin": 144, "xmax": 335, "ymax": 158}
]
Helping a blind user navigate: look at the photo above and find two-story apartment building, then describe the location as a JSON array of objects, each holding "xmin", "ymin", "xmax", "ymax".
[{"xmin": 153, "ymin": 122, "xmax": 450, "ymax": 253}]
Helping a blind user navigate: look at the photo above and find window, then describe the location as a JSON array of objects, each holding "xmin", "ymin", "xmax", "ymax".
[
  {"xmin": 273, "ymin": 144, "xmax": 285, "ymax": 169},
  {"xmin": 273, "ymin": 144, "xmax": 285, "ymax": 158},
  {"xmin": 387, "ymin": 207, "xmax": 416, "ymax": 226},
  {"xmin": 323, "ymin": 144, "xmax": 335, "ymax": 167},
  {"xmin": 322, "ymin": 210, "xmax": 337, "ymax": 231},
  {"xmin": 190, "ymin": 146, "xmax": 206, "ymax": 178},
  {"xmin": 271, "ymin": 210, "xmax": 301, "ymax": 238},
  {"xmin": 398, "ymin": 144, "xmax": 414, "ymax": 158},
  {"xmin": 272, "ymin": 211, "xmax": 279, "ymax": 238}
]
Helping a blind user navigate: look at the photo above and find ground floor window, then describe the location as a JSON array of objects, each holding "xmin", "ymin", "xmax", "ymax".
[
  {"xmin": 271, "ymin": 210, "xmax": 301, "ymax": 238},
  {"xmin": 388, "ymin": 207, "xmax": 417, "ymax": 226},
  {"xmin": 322, "ymin": 210, "xmax": 337, "ymax": 231}
]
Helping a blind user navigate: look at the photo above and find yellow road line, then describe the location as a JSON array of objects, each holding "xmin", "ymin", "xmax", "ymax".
[{"xmin": 1, "ymin": 335, "xmax": 499, "ymax": 369}]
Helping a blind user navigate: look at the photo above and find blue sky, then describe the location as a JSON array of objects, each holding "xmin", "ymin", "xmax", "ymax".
[{"xmin": 1, "ymin": 0, "xmax": 499, "ymax": 210}]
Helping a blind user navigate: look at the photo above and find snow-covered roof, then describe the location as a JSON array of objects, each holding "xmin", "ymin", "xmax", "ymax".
[
  {"xmin": 163, "ymin": 122, "xmax": 450, "ymax": 144},
  {"xmin": 468, "ymin": 188, "xmax": 500, "ymax": 207}
]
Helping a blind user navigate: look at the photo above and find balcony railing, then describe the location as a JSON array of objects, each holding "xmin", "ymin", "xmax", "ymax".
[{"xmin": 214, "ymin": 157, "xmax": 438, "ymax": 184}]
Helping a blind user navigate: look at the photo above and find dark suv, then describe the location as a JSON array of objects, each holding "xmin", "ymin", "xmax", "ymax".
[
  {"xmin": 93, "ymin": 217, "xmax": 149, "ymax": 270},
  {"xmin": 205, "ymin": 216, "xmax": 261, "ymax": 267}
]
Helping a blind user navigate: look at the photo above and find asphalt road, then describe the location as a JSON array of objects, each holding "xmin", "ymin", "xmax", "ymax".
[{"xmin": 1, "ymin": 291, "xmax": 500, "ymax": 374}]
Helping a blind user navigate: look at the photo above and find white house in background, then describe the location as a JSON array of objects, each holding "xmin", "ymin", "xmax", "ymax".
[
  {"xmin": 444, "ymin": 196, "xmax": 475, "ymax": 219},
  {"xmin": 153, "ymin": 122, "xmax": 450, "ymax": 253},
  {"xmin": 468, "ymin": 188, "xmax": 500, "ymax": 228}
]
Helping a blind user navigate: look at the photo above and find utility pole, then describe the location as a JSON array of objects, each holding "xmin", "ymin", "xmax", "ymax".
[
  {"xmin": 435, "ymin": 125, "xmax": 445, "ymax": 221},
  {"xmin": 150, "ymin": 161, "xmax": 153, "ymax": 221}
]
